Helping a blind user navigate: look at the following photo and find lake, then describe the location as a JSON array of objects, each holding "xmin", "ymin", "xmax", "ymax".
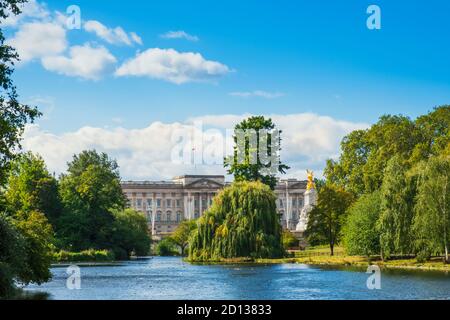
[{"xmin": 25, "ymin": 257, "xmax": 450, "ymax": 300}]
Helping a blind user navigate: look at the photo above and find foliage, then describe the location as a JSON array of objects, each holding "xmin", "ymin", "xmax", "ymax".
[
  {"xmin": 111, "ymin": 208, "xmax": 151, "ymax": 259},
  {"xmin": 0, "ymin": 213, "xmax": 26, "ymax": 298},
  {"xmin": 342, "ymin": 191, "xmax": 381, "ymax": 257},
  {"xmin": 171, "ymin": 220, "xmax": 197, "ymax": 256},
  {"xmin": 305, "ymin": 184, "xmax": 354, "ymax": 256},
  {"xmin": 224, "ymin": 116, "xmax": 290, "ymax": 190},
  {"xmin": 378, "ymin": 156, "xmax": 416, "ymax": 259},
  {"xmin": 189, "ymin": 181, "xmax": 284, "ymax": 261},
  {"xmin": 11, "ymin": 210, "xmax": 54, "ymax": 285},
  {"xmin": 52, "ymin": 249, "xmax": 115, "ymax": 263},
  {"xmin": 325, "ymin": 106, "xmax": 450, "ymax": 196},
  {"xmin": 0, "ymin": 0, "xmax": 41, "ymax": 185},
  {"xmin": 413, "ymin": 155, "xmax": 450, "ymax": 262},
  {"xmin": 282, "ymin": 230, "xmax": 298, "ymax": 249},
  {"xmin": 57, "ymin": 150, "xmax": 127, "ymax": 251},
  {"xmin": 155, "ymin": 238, "xmax": 178, "ymax": 256},
  {"xmin": 5, "ymin": 152, "xmax": 61, "ymax": 225}
]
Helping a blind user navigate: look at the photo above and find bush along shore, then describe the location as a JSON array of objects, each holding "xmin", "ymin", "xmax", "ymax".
[
  {"xmin": 186, "ymin": 246, "xmax": 450, "ymax": 273},
  {"xmin": 51, "ymin": 249, "xmax": 116, "ymax": 265}
]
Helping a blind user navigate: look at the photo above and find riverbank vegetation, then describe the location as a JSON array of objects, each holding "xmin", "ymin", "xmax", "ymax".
[
  {"xmin": 257, "ymin": 246, "xmax": 450, "ymax": 272},
  {"xmin": 52, "ymin": 249, "xmax": 115, "ymax": 263},
  {"xmin": 307, "ymin": 106, "xmax": 450, "ymax": 264}
]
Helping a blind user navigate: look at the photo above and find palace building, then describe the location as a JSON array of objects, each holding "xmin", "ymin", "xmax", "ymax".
[{"xmin": 121, "ymin": 175, "xmax": 312, "ymax": 238}]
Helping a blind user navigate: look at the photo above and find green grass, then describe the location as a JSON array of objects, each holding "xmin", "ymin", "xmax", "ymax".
[{"xmin": 257, "ymin": 246, "xmax": 450, "ymax": 272}]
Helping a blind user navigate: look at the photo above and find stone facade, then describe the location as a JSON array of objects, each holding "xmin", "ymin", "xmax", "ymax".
[{"xmin": 121, "ymin": 175, "xmax": 308, "ymax": 237}]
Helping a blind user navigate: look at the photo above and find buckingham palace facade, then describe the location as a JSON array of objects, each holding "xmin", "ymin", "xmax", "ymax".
[{"xmin": 121, "ymin": 175, "xmax": 308, "ymax": 237}]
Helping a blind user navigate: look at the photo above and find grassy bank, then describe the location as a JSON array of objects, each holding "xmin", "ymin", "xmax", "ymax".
[
  {"xmin": 187, "ymin": 246, "xmax": 450, "ymax": 272},
  {"xmin": 256, "ymin": 246, "xmax": 450, "ymax": 272}
]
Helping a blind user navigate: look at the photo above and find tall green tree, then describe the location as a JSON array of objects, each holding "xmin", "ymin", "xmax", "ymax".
[
  {"xmin": 58, "ymin": 150, "xmax": 127, "ymax": 251},
  {"xmin": 377, "ymin": 156, "xmax": 416, "ymax": 259},
  {"xmin": 5, "ymin": 152, "xmax": 61, "ymax": 225},
  {"xmin": 0, "ymin": 212, "xmax": 26, "ymax": 297},
  {"xmin": 413, "ymin": 156, "xmax": 450, "ymax": 262},
  {"xmin": 171, "ymin": 220, "xmax": 197, "ymax": 256},
  {"xmin": 224, "ymin": 116, "xmax": 289, "ymax": 190},
  {"xmin": 111, "ymin": 208, "xmax": 151, "ymax": 259},
  {"xmin": 0, "ymin": 0, "xmax": 41, "ymax": 185},
  {"xmin": 305, "ymin": 184, "xmax": 354, "ymax": 256},
  {"xmin": 342, "ymin": 191, "xmax": 381, "ymax": 257},
  {"xmin": 189, "ymin": 181, "xmax": 284, "ymax": 261}
]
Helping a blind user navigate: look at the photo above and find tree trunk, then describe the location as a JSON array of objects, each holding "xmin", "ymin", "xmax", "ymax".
[
  {"xmin": 445, "ymin": 245, "xmax": 449, "ymax": 264},
  {"xmin": 330, "ymin": 243, "xmax": 334, "ymax": 256}
]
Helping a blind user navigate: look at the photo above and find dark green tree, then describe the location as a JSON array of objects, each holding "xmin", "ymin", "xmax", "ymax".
[
  {"xmin": 342, "ymin": 191, "xmax": 381, "ymax": 257},
  {"xmin": 111, "ymin": 208, "xmax": 151, "ymax": 259},
  {"xmin": 224, "ymin": 116, "xmax": 289, "ymax": 190},
  {"xmin": 58, "ymin": 150, "xmax": 127, "ymax": 251},
  {"xmin": 413, "ymin": 155, "xmax": 450, "ymax": 262},
  {"xmin": 189, "ymin": 181, "xmax": 284, "ymax": 261},
  {"xmin": 5, "ymin": 152, "xmax": 61, "ymax": 226},
  {"xmin": 377, "ymin": 156, "xmax": 416, "ymax": 259},
  {"xmin": 0, "ymin": 213, "xmax": 26, "ymax": 298},
  {"xmin": 305, "ymin": 184, "xmax": 354, "ymax": 256}
]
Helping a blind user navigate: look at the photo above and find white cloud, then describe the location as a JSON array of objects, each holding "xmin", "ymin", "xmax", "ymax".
[
  {"xmin": 6, "ymin": 21, "xmax": 67, "ymax": 62},
  {"xmin": 115, "ymin": 48, "xmax": 232, "ymax": 84},
  {"xmin": 41, "ymin": 43, "xmax": 117, "ymax": 80},
  {"xmin": 160, "ymin": 30, "xmax": 199, "ymax": 42},
  {"xmin": 229, "ymin": 90, "xmax": 285, "ymax": 99},
  {"xmin": 22, "ymin": 113, "xmax": 368, "ymax": 181},
  {"xmin": 2, "ymin": 0, "xmax": 49, "ymax": 27},
  {"xmin": 84, "ymin": 20, "xmax": 142, "ymax": 46}
]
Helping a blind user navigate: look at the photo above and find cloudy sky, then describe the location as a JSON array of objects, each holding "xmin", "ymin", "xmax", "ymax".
[{"xmin": 4, "ymin": 0, "xmax": 450, "ymax": 180}]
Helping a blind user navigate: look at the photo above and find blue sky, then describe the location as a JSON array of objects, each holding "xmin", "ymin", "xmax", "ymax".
[{"xmin": 5, "ymin": 0, "xmax": 450, "ymax": 179}]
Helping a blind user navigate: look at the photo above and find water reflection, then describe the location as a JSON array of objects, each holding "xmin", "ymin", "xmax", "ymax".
[{"xmin": 24, "ymin": 257, "xmax": 450, "ymax": 300}]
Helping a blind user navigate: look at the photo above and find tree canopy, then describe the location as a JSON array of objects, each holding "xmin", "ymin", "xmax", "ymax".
[
  {"xmin": 189, "ymin": 181, "xmax": 284, "ymax": 261},
  {"xmin": 58, "ymin": 150, "xmax": 127, "ymax": 251},
  {"xmin": 305, "ymin": 184, "xmax": 354, "ymax": 256},
  {"xmin": 224, "ymin": 116, "xmax": 289, "ymax": 190}
]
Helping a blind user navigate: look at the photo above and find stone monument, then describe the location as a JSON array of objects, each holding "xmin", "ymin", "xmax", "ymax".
[{"xmin": 295, "ymin": 170, "xmax": 317, "ymax": 233}]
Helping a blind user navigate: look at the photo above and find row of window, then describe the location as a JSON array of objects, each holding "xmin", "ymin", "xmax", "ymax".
[
  {"xmin": 152, "ymin": 211, "xmax": 183, "ymax": 222},
  {"xmin": 131, "ymin": 198, "xmax": 213, "ymax": 209}
]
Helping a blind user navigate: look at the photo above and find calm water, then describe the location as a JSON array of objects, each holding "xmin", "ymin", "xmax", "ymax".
[{"xmin": 25, "ymin": 257, "xmax": 450, "ymax": 300}]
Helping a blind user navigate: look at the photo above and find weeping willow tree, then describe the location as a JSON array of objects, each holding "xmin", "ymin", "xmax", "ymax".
[{"xmin": 188, "ymin": 181, "xmax": 284, "ymax": 261}]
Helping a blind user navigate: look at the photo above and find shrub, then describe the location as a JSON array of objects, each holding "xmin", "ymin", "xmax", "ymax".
[
  {"xmin": 52, "ymin": 249, "xmax": 115, "ymax": 263},
  {"xmin": 155, "ymin": 238, "xmax": 178, "ymax": 256}
]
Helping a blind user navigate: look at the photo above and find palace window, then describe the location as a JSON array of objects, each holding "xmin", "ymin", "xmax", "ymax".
[
  {"xmin": 156, "ymin": 199, "xmax": 161, "ymax": 208},
  {"xmin": 176, "ymin": 199, "xmax": 182, "ymax": 208},
  {"xmin": 166, "ymin": 199, "xmax": 172, "ymax": 208},
  {"xmin": 201, "ymin": 199, "xmax": 207, "ymax": 208},
  {"xmin": 136, "ymin": 199, "xmax": 142, "ymax": 208},
  {"xmin": 147, "ymin": 199, "xmax": 152, "ymax": 207},
  {"xmin": 156, "ymin": 212, "xmax": 162, "ymax": 222},
  {"xmin": 166, "ymin": 212, "xmax": 172, "ymax": 222},
  {"xmin": 194, "ymin": 199, "xmax": 199, "ymax": 207},
  {"xmin": 176, "ymin": 212, "xmax": 182, "ymax": 222}
]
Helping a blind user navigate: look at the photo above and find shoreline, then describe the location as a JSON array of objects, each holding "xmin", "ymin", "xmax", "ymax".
[{"xmin": 186, "ymin": 255, "xmax": 450, "ymax": 273}]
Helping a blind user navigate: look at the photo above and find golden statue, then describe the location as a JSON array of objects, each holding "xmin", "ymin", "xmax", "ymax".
[{"xmin": 306, "ymin": 170, "xmax": 315, "ymax": 190}]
